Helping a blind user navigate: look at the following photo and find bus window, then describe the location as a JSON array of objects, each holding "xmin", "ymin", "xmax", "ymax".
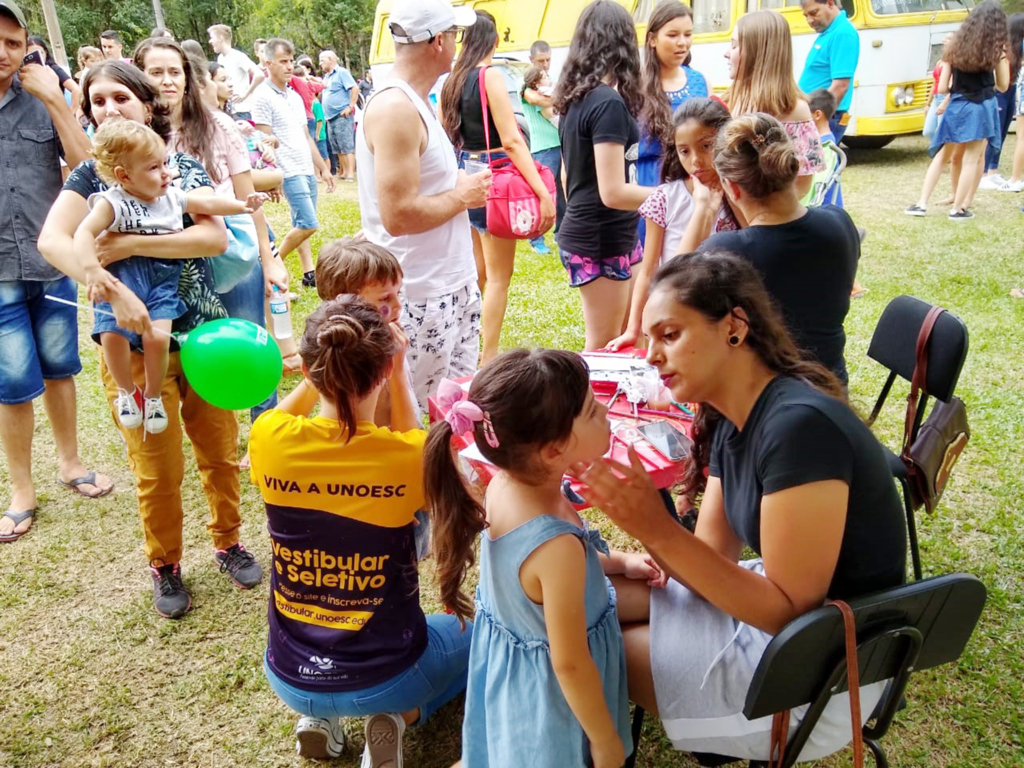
[
  {"xmin": 869, "ymin": 0, "xmax": 974, "ymax": 14},
  {"xmin": 692, "ymin": 0, "xmax": 734, "ymax": 33},
  {"xmin": 540, "ymin": 0, "xmax": 632, "ymax": 43},
  {"xmin": 760, "ymin": 0, "xmax": 854, "ymax": 15}
]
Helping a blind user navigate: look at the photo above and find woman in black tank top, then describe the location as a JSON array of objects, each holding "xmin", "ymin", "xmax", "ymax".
[
  {"xmin": 439, "ymin": 10, "xmax": 556, "ymax": 365},
  {"xmin": 907, "ymin": 0, "xmax": 1010, "ymax": 220}
]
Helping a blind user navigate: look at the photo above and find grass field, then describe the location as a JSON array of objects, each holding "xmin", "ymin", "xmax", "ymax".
[{"xmin": 1, "ymin": 134, "xmax": 1023, "ymax": 768}]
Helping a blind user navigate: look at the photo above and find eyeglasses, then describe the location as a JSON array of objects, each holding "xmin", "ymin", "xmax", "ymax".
[{"xmin": 431, "ymin": 26, "xmax": 465, "ymax": 44}]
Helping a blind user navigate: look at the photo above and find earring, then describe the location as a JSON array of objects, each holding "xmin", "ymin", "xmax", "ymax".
[{"xmin": 729, "ymin": 335, "xmax": 741, "ymax": 346}]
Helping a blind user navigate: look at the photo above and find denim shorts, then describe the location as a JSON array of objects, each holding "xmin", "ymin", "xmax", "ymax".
[
  {"xmin": 326, "ymin": 112, "xmax": 355, "ymax": 155},
  {"xmin": 458, "ymin": 149, "xmax": 506, "ymax": 232},
  {"xmin": 283, "ymin": 174, "xmax": 319, "ymax": 230},
  {"xmin": 264, "ymin": 613, "xmax": 472, "ymax": 725},
  {"xmin": 0, "ymin": 276, "xmax": 82, "ymax": 404},
  {"xmin": 93, "ymin": 257, "xmax": 184, "ymax": 344}
]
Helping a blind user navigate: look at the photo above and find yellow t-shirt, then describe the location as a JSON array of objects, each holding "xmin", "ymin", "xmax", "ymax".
[{"xmin": 249, "ymin": 409, "xmax": 428, "ymax": 691}]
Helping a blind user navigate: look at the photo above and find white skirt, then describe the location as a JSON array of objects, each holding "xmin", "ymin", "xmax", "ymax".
[{"xmin": 650, "ymin": 559, "xmax": 886, "ymax": 761}]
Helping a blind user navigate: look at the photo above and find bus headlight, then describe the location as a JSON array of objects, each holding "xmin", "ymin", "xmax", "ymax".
[{"xmin": 889, "ymin": 85, "xmax": 915, "ymax": 108}]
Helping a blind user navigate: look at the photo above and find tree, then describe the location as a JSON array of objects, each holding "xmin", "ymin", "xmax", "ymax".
[{"xmin": 19, "ymin": 0, "xmax": 374, "ymax": 72}]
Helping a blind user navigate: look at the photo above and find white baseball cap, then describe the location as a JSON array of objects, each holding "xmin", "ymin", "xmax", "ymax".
[{"xmin": 389, "ymin": 0, "xmax": 477, "ymax": 44}]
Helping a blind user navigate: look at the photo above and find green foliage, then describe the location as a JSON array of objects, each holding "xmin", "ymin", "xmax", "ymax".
[{"xmin": 19, "ymin": 0, "xmax": 374, "ymax": 71}]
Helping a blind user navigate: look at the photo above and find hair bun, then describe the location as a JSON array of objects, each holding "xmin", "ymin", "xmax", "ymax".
[
  {"xmin": 757, "ymin": 138, "xmax": 799, "ymax": 182},
  {"xmin": 317, "ymin": 315, "xmax": 362, "ymax": 350}
]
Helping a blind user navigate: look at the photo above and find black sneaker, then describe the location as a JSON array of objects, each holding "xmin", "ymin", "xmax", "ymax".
[
  {"xmin": 948, "ymin": 208, "xmax": 975, "ymax": 221},
  {"xmin": 150, "ymin": 563, "xmax": 192, "ymax": 619},
  {"xmin": 904, "ymin": 204, "xmax": 927, "ymax": 217},
  {"xmin": 302, "ymin": 271, "xmax": 316, "ymax": 288},
  {"xmin": 215, "ymin": 543, "xmax": 263, "ymax": 589}
]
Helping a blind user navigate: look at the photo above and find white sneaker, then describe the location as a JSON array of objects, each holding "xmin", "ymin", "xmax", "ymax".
[
  {"xmin": 295, "ymin": 716, "xmax": 346, "ymax": 758},
  {"xmin": 978, "ymin": 173, "xmax": 1005, "ymax": 190},
  {"xmin": 143, "ymin": 396, "xmax": 168, "ymax": 435},
  {"xmin": 360, "ymin": 713, "xmax": 404, "ymax": 768},
  {"xmin": 115, "ymin": 387, "xmax": 143, "ymax": 429},
  {"xmin": 999, "ymin": 179, "xmax": 1024, "ymax": 192}
]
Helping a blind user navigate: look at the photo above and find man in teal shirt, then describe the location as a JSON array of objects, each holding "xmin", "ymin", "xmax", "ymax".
[{"xmin": 799, "ymin": 0, "xmax": 859, "ymax": 141}]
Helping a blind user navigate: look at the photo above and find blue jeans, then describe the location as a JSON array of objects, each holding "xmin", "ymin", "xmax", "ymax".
[
  {"xmin": 219, "ymin": 261, "xmax": 277, "ymax": 422},
  {"xmin": 532, "ymin": 145, "xmax": 565, "ymax": 234},
  {"xmin": 986, "ymin": 85, "xmax": 1017, "ymax": 172},
  {"xmin": 264, "ymin": 614, "xmax": 473, "ymax": 724},
  {"xmin": 0, "ymin": 277, "xmax": 81, "ymax": 404},
  {"xmin": 282, "ymin": 174, "xmax": 319, "ymax": 230},
  {"xmin": 829, "ymin": 111, "xmax": 849, "ymax": 144}
]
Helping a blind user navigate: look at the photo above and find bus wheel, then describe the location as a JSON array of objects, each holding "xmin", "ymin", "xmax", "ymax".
[{"xmin": 842, "ymin": 135, "xmax": 896, "ymax": 150}]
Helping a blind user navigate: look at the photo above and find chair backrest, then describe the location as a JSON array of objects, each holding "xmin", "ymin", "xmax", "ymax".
[
  {"xmin": 743, "ymin": 573, "xmax": 986, "ymax": 720},
  {"xmin": 867, "ymin": 295, "xmax": 969, "ymax": 403}
]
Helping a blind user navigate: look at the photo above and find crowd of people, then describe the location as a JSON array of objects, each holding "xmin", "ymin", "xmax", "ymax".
[{"xmin": 0, "ymin": 0, "xmax": 1005, "ymax": 764}]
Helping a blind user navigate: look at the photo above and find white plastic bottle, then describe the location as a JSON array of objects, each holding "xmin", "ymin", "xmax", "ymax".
[{"xmin": 269, "ymin": 286, "xmax": 293, "ymax": 339}]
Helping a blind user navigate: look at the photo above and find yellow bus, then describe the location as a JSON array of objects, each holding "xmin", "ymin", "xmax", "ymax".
[{"xmin": 369, "ymin": 0, "xmax": 972, "ymax": 148}]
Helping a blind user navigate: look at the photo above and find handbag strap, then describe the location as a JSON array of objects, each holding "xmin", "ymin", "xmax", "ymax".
[
  {"xmin": 901, "ymin": 305, "xmax": 945, "ymax": 460},
  {"xmin": 829, "ymin": 599, "xmax": 864, "ymax": 768},
  {"xmin": 768, "ymin": 600, "xmax": 864, "ymax": 768},
  {"xmin": 478, "ymin": 66, "xmax": 492, "ymax": 164}
]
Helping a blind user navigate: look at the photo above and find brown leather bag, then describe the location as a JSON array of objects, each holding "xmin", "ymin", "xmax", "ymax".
[
  {"xmin": 768, "ymin": 600, "xmax": 864, "ymax": 768},
  {"xmin": 900, "ymin": 306, "xmax": 970, "ymax": 514}
]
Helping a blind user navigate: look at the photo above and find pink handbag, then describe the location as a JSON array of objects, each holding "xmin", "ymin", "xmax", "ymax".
[{"xmin": 477, "ymin": 67, "xmax": 556, "ymax": 240}]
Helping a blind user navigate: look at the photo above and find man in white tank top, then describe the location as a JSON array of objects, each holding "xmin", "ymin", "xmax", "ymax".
[{"xmin": 356, "ymin": 0, "xmax": 491, "ymax": 412}]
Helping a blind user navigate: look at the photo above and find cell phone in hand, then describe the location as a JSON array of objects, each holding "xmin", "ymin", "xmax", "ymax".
[
  {"xmin": 637, "ymin": 420, "xmax": 693, "ymax": 462},
  {"xmin": 22, "ymin": 50, "xmax": 44, "ymax": 67}
]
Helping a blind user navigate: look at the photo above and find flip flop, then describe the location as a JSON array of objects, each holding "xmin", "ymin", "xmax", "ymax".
[
  {"xmin": 58, "ymin": 471, "xmax": 114, "ymax": 499},
  {"xmin": 0, "ymin": 509, "xmax": 35, "ymax": 543}
]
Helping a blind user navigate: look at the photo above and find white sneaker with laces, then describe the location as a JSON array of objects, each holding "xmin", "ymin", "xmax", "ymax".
[
  {"xmin": 295, "ymin": 716, "xmax": 346, "ymax": 758},
  {"xmin": 143, "ymin": 396, "xmax": 169, "ymax": 435},
  {"xmin": 115, "ymin": 387, "xmax": 143, "ymax": 429},
  {"xmin": 978, "ymin": 173, "xmax": 1005, "ymax": 190},
  {"xmin": 999, "ymin": 179, "xmax": 1024, "ymax": 192},
  {"xmin": 360, "ymin": 713, "xmax": 405, "ymax": 768}
]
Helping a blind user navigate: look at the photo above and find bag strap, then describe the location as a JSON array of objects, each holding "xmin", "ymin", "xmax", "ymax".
[
  {"xmin": 768, "ymin": 600, "xmax": 864, "ymax": 768},
  {"xmin": 829, "ymin": 599, "xmax": 864, "ymax": 768},
  {"xmin": 901, "ymin": 305, "xmax": 945, "ymax": 460},
  {"xmin": 478, "ymin": 66, "xmax": 492, "ymax": 164}
]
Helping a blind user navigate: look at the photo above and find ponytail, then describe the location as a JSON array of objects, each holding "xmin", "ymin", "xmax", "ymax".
[{"xmin": 423, "ymin": 421, "xmax": 487, "ymax": 625}]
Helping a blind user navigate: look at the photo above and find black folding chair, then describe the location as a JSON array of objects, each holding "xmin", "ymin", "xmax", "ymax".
[
  {"xmin": 865, "ymin": 296, "xmax": 969, "ymax": 581},
  {"xmin": 625, "ymin": 574, "xmax": 986, "ymax": 768}
]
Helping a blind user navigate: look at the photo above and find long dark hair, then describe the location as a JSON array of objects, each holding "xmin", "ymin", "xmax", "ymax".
[
  {"xmin": 639, "ymin": 1, "xmax": 694, "ymax": 149},
  {"xmin": 424, "ymin": 349, "xmax": 591, "ymax": 622},
  {"xmin": 944, "ymin": 0, "xmax": 1008, "ymax": 73},
  {"xmin": 660, "ymin": 97, "xmax": 730, "ymax": 184},
  {"xmin": 552, "ymin": 0, "xmax": 643, "ymax": 117},
  {"xmin": 81, "ymin": 61, "xmax": 172, "ymax": 142},
  {"xmin": 1008, "ymin": 13, "xmax": 1024, "ymax": 79},
  {"xmin": 133, "ymin": 37, "xmax": 222, "ymax": 184},
  {"xmin": 439, "ymin": 10, "xmax": 498, "ymax": 150},
  {"xmin": 299, "ymin": 296, "xmax": 396, "ymax": 440},
  {"xmin": 650, "ymin": 252, "xmax": 845, "ymax": 497}
]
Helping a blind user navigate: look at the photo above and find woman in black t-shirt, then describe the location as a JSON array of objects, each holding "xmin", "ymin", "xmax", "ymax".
[
  {"xmin": 552, "ymin": 0, "xmax": 653, "ymax": 351},
  {"xmin": 572, "ymin": 252, "xmax": 906, "ymax": 760},
  {"xmin": 439, "ymin": 11, "xmax": 555, "ymax": 365},
  {"xmin": 699, "ymin": 113, "xmax": 859, "ymax": 382}
]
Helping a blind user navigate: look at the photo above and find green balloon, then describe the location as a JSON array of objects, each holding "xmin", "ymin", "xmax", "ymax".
[{"xmin": 180, "ymin": 318, "xmax": 282, "ymax": 410}]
